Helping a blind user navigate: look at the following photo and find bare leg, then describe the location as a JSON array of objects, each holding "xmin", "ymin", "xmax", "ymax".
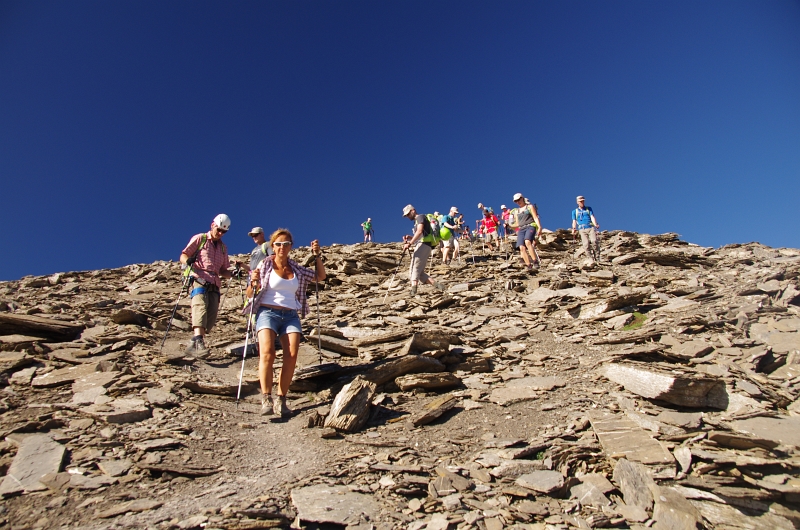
[
  {"xmin": 258, "ymin": 328, "xmax": 278, "ymax": 395},
  {"xmin": 276, "ymin": 332, "xmax": 302, "ymax": 397},
  {"xmin": 519, "ymin": 245, "xmax": 531, "ymax": 267},
  {"xmin": 524, "ymin": 240, "xmax": 537, "ymax": 264}
]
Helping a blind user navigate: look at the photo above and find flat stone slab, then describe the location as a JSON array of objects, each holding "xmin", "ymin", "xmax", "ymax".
[
  {"xmin": 134, "ymin": 438, "xmax": 182, "ymax": 451},
  {"xmin": 602, "ymin": 362, "xmax": 728, "ymax": 409},
  {"xmin": 516, "ymin": 470, "xmax": 564, "ymax": 493},
  {"xmin": 72, "ymin": 370, "xmax": 120, "ymax": 393},
  {"xmin": 79, "ymin": 398, "xmax": 151, "ymax": 424},
  {"xmin": 31, "ymin": 363, "xmax": 99, "ymax": 388},
  {"xmin": 589, "ymin": 411, "xmax": 675, "ymax": 466},
  {"xmin": 0, "ymin": 434, "xmax": 65, "ymax": 495},
  {"xmin": 488, "ymin": 376, "xmax": 566, "ymax": 406},
  {"xmin": 95, "ymin": 499, "xmax": 163, "ymax": 519},
  {"xmin": 732, "ymin": 416, "xmax": 800, "ymax": 448},
  {"xmin": 291, "ymin": 484, "xmax": 380, "ymax": 525},
  {"xmin": 98, "ymin": 459, "xmax": 133, "ymax": 477}
]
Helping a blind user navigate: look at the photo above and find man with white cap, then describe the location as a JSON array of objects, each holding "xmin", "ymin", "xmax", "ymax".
[
  {"xmin": 402, "ymin": 205, "xmax": 446, "ymax": 296},
  {"xmin": 180, "ymin": 214, "xmax": 234, "ymax": 355},
  {"xmin": 440, "ymin": 206, "xmax": 461, "ymax": 265},
  {"xmin": 509, "ymin": 193, "xmax": 542, "ymax": 272},
  {"xmin": 248, "ymin": 226, "xmax": 274, "ymax": 272},
  {"xmin": 571, "ymin": 196, "xmax": 600, "ymax": 263}
]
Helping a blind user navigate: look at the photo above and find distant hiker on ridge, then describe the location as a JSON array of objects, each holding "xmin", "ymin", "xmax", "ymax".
[
  {"xmin": 402, "ymin": 205, "xmax": 446, "ymax": 296},
  {"xmin": 179, "ymin": 214, "xmax": 234, "ymax": 356},
  {"xmin": 571, "ymin": 195, "xmax": 600, "ymax": 264},
  {"xmin": 246, "ymin": 229, "xmax": 326, "ymax": 417},
  {"xmin": 361, "ymin": 218, "xmax": 374, "ymax": 243}
]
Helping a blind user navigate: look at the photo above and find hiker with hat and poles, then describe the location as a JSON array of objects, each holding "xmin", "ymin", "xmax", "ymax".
[
  {"xmin": 179, "ymin": 214, "xmax": 234, "ymax": 356},
  {"xmin": 509, "ymin": 193, "xmax": 542, "ymax": 273},
  {"xmin": 245, "ymin": 229, "xmax": 326, "ymax": 417},
  {"xmin": 571, "ymin": 195, "xmax": 601, "ymax": 264},
  {"xmin": 440, "ymin": 206, "xmax": 461, "ymax": 265},
  {"xmin": 479, "ymin": 207, "xmax": 501, "ymax": 253},
  {"xmin": 248, "ymin": 226, "xmax": 274, "ymax": 272},
  {"xmin": 402, "ymin": 205, "xmax": 446, "ymax": 296},
  {"xmin": 361, "ymin": 218, "xmax": 374, "ymax": 243}
]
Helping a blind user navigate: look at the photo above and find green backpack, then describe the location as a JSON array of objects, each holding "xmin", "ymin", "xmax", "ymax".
[{"xmin": 422, "ymin": 214, "xmax": 443, "ymax": 246}]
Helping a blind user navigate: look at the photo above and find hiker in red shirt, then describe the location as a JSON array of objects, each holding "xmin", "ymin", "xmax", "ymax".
[{"xmin": 479, "ymin": 209, "xmax": 501, "ymax": 252}]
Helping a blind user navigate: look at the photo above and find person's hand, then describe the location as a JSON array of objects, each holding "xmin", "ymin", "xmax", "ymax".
[
  {"xmin": 311, "ymin": 240, "xmax": 321, "ymax": 256},
  {"xmin": 250, "ymin": 270, "xmax": 260, "ymax": 286},
  {"xmin": 571, "ymin": 228, "xmax": 577, "ymax": 234},
  {"xmin": 180, "ymin": 262, "xmax": 188, "ymax": 271}
]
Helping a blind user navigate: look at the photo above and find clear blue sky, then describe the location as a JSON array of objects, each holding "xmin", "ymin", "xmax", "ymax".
[{"xmin": 2, "ymin": 1, "xmax": 799, "ymax": 280}]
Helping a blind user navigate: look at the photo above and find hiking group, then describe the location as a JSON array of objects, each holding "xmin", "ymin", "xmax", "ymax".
[
  {"xmin": 176, "ymin": 215, "xmax": 325, "ymax": 417},
  {"xmin": 171, "ymin": 193, "xmax": 599, "ymax": 416},
  {"xmin": 399, "ymin": 193, "xmax": 600, "ymax": 295}
]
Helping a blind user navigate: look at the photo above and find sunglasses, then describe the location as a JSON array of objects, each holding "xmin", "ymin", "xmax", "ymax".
[
  {"xmin": 273, "ymin": 241, "xmax": 292, "ymax": 248},
  {"xmin": 216, "ymin": 228, "xmax": 228, "ymax": 234}
]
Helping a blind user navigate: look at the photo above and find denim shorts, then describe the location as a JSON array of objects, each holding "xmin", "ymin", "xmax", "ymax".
[
  {"xmin": 255, "ymin": 306, "xmax": 303, "ymax": 336},
  {"xmin": 516, "ymin": 226, "xmax": 537, "ymax": 247}
]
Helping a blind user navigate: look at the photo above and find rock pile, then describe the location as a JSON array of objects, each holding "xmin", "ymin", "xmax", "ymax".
[{"xmin": 0, "ymin": 230, "xmax": 799, "ymax": 529}]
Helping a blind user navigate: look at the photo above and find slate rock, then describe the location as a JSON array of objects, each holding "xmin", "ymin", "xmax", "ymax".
[
  {"xmin": 31, "ymin": 363, "xmax": 99, "ymax": 388},
  {"xmin": 603, "ymin": 363, "xmax": 728, "ymax": 409},
  {"xmin": 80, "ymin": 398, "xmax": 151, "ymax": 424},
  {"xmin": 146, "ymin": 387, "xmax": 180, "ymax": 407},
  {"xmin": 0, "ymin": 434, "xmax": 66, "ymax": 495},
  {"xmin": 291, "ymin": 484, "xmax": 380, "ymax": 525},
  {"xmin": 653, "ymin": 486, "xmax": 702, "ymax": 530},
  {"xmin": 515, "ymin": 470, "xmax": 564, "ymax": 494},
  {"xmin": 612, "ymin": 458, "xmax": 655, "ymax": 511},
  {"xmin": 98, "ymin": 459, "xmax": 133, "ymax": 477},
  {"xmin": 732, "ymin": 416, "xmax": 800, "ymax": 447}
]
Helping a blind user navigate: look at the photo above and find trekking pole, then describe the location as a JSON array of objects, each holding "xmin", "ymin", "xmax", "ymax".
[
  {"xmin": 160, "ymin": 272, "xmax": 192, "ymax": 350},
  {"xmin": 315, "ymin": 274, "xmax": 322, "ymax": 366},
  {"xmin": 382, "ymin": 252, "xmax": 407, "ymax": 305},
  {"xmin": 236, "ymin": 288, "xmax": 259, "ymax": 409}
]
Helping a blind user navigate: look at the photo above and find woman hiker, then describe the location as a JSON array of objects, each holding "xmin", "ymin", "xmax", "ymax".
[{"xmin": 246, "ymin": 229, "xmax": 326, "ymax": 416}]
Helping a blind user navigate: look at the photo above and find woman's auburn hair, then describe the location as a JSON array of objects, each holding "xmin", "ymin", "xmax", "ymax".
[{"xmin": 269, "ymin": 228, "xmax": 293, "ymax": 246}]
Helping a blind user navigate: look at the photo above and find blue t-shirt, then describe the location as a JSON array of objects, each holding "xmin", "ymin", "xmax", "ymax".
[
  {"xmin": 441, "ymin": 214, "xmax": 457, "ymax": 229},
  {"xmin": 572, "ymin": 206, "xmax": 594, "ymax": 228}
]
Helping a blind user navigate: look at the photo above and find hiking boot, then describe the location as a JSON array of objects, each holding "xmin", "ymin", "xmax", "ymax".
[
  {"xmin": 410, "ymin": 285, "xmax": 418, "ymax": 296},
  {"xmin": 260, "ymin": 394, "xmax": 274, "ymax": 416},
  {"xmin": 274, "ymin": 396, "xmax": 291, "ymax": 417},
  {"xmin": 433, "ymin": 281, "xmax": 446, "ymax": 292},
  {"xmin": 185, "ymin": 336, "xmax": 208, "ymax": 356},
  {"xmin": 533, "ymin": 261, "xmax": 540, "ymax": 270}
]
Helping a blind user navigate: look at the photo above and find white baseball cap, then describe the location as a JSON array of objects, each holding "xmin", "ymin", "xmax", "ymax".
[
  {"xmin": 248, "ymin": 227, "xmax": 264, "ymax": 236},
  {"xmin": 512, "ymin": 193, "xmax": 523, "ymax": 201},
  {"xmin": 402, "ymin": 204, "xmax": 415, "ymax": 217}
]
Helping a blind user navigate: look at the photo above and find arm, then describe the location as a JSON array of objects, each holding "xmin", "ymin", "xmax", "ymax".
[
  {"xmin": 590, "ymin": 214, "xmax": 599, "ymax": 229},
  {"xmin": 179, "ymin": 235, "xmax": 200, "ymax": 268},
  {"xmin": 311, "ymin": 240, "xmax": 326, "ymax": 282},
  {"xmin": 571, "ymin": 210, "xmax": 577, "ymax": 232},
  {"xmin": 403, "ymin": 222, "xmax": 425, "ymax": 252},
  {"xmin": 531, "ymin": 207, "xmax": 542, "ymax": 240}
]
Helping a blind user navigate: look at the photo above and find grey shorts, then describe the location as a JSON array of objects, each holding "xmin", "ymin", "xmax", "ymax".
[
  {"xmin": 484, "ymin": 231, "xmax": 498, "ymax": 242},
  {"xmin": 409, "ymin": 243, "xmax": 432, "ymax": 282},
  {"xmin": 190, "ymin": 285, "xmax": 220, "ymax": 331}
]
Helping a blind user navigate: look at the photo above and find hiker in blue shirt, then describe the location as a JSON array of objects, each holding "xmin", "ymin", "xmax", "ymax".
[{"xmin": 571, "ymin": 196, "xmax": 600, "ymax": 263}]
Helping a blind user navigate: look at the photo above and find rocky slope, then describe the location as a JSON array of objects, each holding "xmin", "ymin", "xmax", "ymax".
[{"xmin": 0, "ymin": 230, "xmax": 799, "ymax": 530}]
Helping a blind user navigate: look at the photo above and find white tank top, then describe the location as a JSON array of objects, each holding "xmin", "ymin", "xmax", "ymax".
[{"xmin": 260, "ymin": 270, "xmax": 300, "ymax": 310}]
